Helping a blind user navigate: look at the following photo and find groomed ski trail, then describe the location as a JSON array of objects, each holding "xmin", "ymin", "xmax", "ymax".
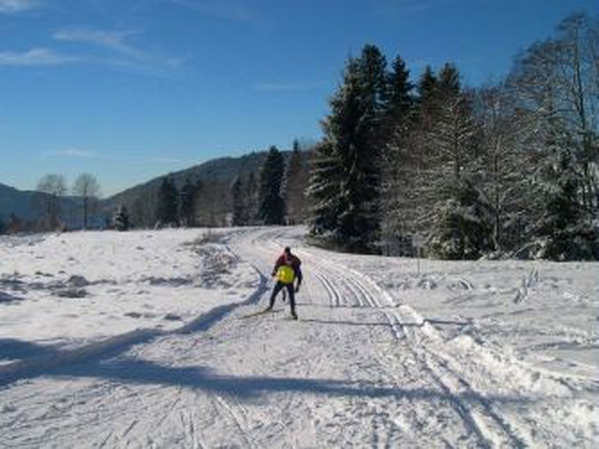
[{"xmin": 0, "ymin": 227, "xmax": 595, "ymax": 448}]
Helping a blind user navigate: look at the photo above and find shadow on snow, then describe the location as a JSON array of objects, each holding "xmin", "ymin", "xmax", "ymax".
[{"xmin": 52, "ymin": 357, "xmax": 533, "ymax": 407}]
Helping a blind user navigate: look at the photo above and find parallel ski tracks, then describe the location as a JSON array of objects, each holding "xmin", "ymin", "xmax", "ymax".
[
  {"xmin": 303, "ymin": 246, "xmax": 527, "ymax": 448},
  {"xmin": 1, "ymin": 228, "xmax": 534, "ymax": 448}
]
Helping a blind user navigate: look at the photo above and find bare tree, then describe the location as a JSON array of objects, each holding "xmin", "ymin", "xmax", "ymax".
[
  {"xmin": 508, "ymin": 12, "xmax": 599, "ymax": 224},
  {"xmin": 35, "ymin": 174, "xmax": 67, "ymax": 231},
  {"xmin": 72, "ymin": 173, "xmax": 101, "ymax": 229}
]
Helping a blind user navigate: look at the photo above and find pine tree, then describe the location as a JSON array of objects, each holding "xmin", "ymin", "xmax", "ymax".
[
  {"xmin": 283, "ymin": 140, "xmax": 310, "ymax": 224},
  {"xmin": 358, "ymin": 44, "xmax": 389, "ymax": 120},
  {"xmin": 156, "ymin": 177, "xmax": 179, "ymax": 227},
  {"xmin": 380, "ymin": 54, "xmax": 415, "ymax": 254},
  {"xmin": 179, "ymin": 178, "xmax": 196, "ymax": 227},
  {"xmin": 259, "ymin": 146, "xmax": 286, "ymax": 225},
  {"xmin": 308, "ymin": 140, "xmax": 342, "ymax": 237},
  {"xmin": 231, "ymin": 176, "xmax": 245, "ymax": 226},
  {"xmin": 429, "ymin": 177, "xmax": 494, "ymax": 259},
  {"xmin": 245, "ymin": 172, "xmax": 259, "ymax": 225},
  {"xmin": 385, "ymin": 55, "xmax": 414, "ymax": 120},
  {"xmin": 425, "ymin": 65, "xmax": 489, "ymax": 258},
  {"xmin": 537, "ymin": 149, "xmax": 599, "ymax": 260},
  {"xmin": 433, "ymin": 63, "xmax": 475, "ymax": 182},
  {"xmin": 417, "ymin": 65, "xmax": 439, "ymax": 127},
  {"xmin": 391, "ymin": 62, "xmax": 491, "ymax": 258},
  {"xmin": 308, "ymin": 46, "xmax": 387, "ymax": 252}
]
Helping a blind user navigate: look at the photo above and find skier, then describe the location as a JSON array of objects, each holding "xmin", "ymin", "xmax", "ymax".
[{"xmin": 265, "ymin": 246, "xmax": 302, "ymax": 319}]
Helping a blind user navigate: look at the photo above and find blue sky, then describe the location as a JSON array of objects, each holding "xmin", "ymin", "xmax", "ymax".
[{"xmin": 0, "ymin": 0, "xmax": 597, "ymax": 196}]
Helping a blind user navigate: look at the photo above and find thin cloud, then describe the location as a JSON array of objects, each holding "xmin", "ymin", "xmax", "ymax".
[
  {"xmin": 0, "ymin": 48, "xmax": 79, "ymax": 66},
  {"xmin": 49, "ymin": 148, "xmax": 105, "ymax": 159},
  {"xmin": 53, "ymin": 27, "xmax": 185, "ymax": 74},
  {"xmin": 0, "ymin": 0, "xmax": 38, "ymax": 14},
  {"xmin": 54, "ymin": 28, "xmax": 146, "ymax": 60}
]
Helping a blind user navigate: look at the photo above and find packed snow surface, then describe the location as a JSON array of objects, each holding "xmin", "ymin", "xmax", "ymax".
[
  {"xmin": 0, "ymin": 230, "xmax": 256, "ymax": 359},
  {"xmin": 0, "ymin": 227, "xmax": 597, "ymax": 448}
]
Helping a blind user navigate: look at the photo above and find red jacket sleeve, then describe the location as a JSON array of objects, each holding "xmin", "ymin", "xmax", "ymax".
[{"xmin": 272, "ymin": 255, "xmax": 286, "ymax": 275}]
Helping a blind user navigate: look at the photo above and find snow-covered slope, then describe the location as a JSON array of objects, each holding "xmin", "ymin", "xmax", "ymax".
[
  {"xmin": 0, "ymin": 227, "xmax": 597, "ymax": 448},
  {"xmin": 0, "ymin": 229, "xmax": 259, "ymax": 361}
]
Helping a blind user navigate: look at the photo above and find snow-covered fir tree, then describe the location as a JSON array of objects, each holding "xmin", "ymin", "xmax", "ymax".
[
  {"xmin": 425, "ymin": 65, "xmax": 491, "ymax": 259},
  {"xmin": 156, "ymin": 177, "xmax": 179, "ymax": 227},
  {"xmin": 380, "ymin": 54, "xmax": 415, "ymax": 255},
  {"xmin": 308, "ymin": 45, "xmax": 388, "ymax": 253},
  {"xmin": 283, "ymin": 140, "xmax": 310, "ymax": 224},
  {"xmin": 537, "ymin": 151, "xmax": 598, "ymax": 259},
  {"xmin": 258, "ymin": 146, "xmax": 286, "ymax": 225}
]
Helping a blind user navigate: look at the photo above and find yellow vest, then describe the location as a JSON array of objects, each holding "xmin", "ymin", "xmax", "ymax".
[{"xmin": 276, "ymin": 265, "xmax": 296, "ymax": 284}]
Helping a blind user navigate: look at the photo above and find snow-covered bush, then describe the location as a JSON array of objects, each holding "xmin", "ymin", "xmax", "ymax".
[{"xmin": 429, "ymin": 179, "xmax": 494, "ymax": 260}]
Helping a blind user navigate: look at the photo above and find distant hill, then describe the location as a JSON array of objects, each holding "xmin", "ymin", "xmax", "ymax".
[
  {"xmin": 1, "ymin": 149, "xmax": 312, "ymax": 229},
  {"xmin": 102, "ymin": 150, "xmax": 313, "ymax": 226},
  {"xmin": 0, "ymin": 183, "xmax": 81, "ymax": 226},
  {"xmin": 105, "ymin": 151, "xmax": 273, "ymax": 209},
  {"xmin": 0, "ymin": 183, "xmax": 42, "ymax": 222}
]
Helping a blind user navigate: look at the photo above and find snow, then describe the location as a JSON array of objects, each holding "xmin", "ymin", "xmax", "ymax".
[
  {"xmin": 0, "ymin": 229, "xmax": 258, "ymax": 361},
  {"xmin": 0, "ymin": 226, "xmax": 597, "ymax": 448}
]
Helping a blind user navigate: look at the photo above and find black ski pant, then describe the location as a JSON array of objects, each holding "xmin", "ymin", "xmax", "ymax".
[{"xmin": 268, "ymin": 281, "xmax": 295, "ymax": 312}]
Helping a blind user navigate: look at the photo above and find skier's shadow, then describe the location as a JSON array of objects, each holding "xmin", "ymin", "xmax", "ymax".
[{"xmin": 53, "ymin": 358, "xmax": 532, "ymax": 408}]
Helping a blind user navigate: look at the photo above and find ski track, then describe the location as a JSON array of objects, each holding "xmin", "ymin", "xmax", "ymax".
[
  {"xmin": 317, "ymin": 264, "xmax": 490, "ymax": 444},
  {"xmin": 305, "ymin": 246, "xmax": 526, "ymax": 448},
  {"xmin": 0, "ymin": 227, "xmax": 595, "ymax": 448}
]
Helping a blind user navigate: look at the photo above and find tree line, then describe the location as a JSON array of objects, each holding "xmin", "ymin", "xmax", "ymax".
[
  {"xmin": 1, "ymin": 141, "xmax": 311, "ymax": 235},
  {"xmin": 1, "ymin": 172, "xmax": 102, "ymax": 234},
  {"xmin": 147, "ymin": 141, "xmax": 310, "ymax": 230},
  {"xmin": 308, "ymin": 12, "xmax": 598, "ymax": 261}
]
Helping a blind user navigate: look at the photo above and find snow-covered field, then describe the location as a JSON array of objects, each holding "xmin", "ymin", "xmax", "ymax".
[
  {"xmin": 1, "ymin": 227, "xmax": 597, "ymax": 448},
  {"xmin": 0, "ymin": 229, "xmax": 258, "ymax": 362}
]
